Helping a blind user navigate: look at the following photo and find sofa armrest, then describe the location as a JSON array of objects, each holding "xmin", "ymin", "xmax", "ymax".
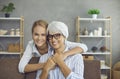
[
  {"xmin": 0, "ymin": 57, "xmax": 24, "ymax": 79},
  {"xmin": 84, "ymin": 60, "xmax": 101, "ymax": 79}
]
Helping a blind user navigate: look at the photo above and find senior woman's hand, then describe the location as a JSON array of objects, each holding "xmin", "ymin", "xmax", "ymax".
[
  {"xmin": 43, "ymin": 57, "xmax": 56, "ymax": 71},
  {"xmin": 39, "ymin": 57, "xmax": 56, "ymax": 79},
  {"xmin": 52, "ymin": 52, "xmax": 71, "ymax": 78},
  {"xmin": 52, "ymin": 52, "xmax": 64, "ymax": 64}
]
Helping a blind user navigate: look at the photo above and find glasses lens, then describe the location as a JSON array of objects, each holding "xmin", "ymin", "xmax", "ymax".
[
  {"xmin": 48, "ymin": 33, "xmax": 62, "ymax": 40},
  {"xmin": 48, "ymin": 35, "xmax": 53, "ymax": 39},
  {"xmin": 54, "ymin": 33, "xmax": 61, "ymax": 39}
]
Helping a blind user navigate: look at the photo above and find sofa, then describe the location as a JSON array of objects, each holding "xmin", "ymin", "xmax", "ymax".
[{"xmin": 0, "ymin": 57, "xmax": 100, "ymax": 79}]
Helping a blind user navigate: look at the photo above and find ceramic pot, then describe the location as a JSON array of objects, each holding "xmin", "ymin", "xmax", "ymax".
[
  {"xmin": 92, "ymin": 14, "xmax": 97, "ymax": 19},
  {"xmin": 5, "ymin": 13, "xmax": 10, "ymax": 17}
]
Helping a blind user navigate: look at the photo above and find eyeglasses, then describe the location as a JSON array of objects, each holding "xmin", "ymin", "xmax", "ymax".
[{"xmin": 47, "ymin": 33, "xmax": 62, "ymax": 40}]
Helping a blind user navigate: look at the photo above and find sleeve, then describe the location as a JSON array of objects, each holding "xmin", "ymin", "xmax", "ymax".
[
  {"xmin": 18, "ymin": 43, "xmax": 33, "ymax": 73},
  {"xmin": 66, "ymin": 54, "xmax": 84, "ymax": 79},
  {"xmin": 66, "ymin": 41, "xmax": 88, "ymax": 52}
]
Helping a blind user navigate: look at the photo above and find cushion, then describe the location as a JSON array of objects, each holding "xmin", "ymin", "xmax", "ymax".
[
  {"xmin": 84, "ymin": 60, "xmax": 101, "ymax": 79},
  {"xmin": 0, "ymin": 57, "xmax": 24, "ymax": 79}
]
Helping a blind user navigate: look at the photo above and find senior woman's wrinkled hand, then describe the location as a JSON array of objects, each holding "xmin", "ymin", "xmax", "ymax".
[
  {"xmin": 52, "ymin": 52, "xmax": 64, "ymax": 64},
  {"xmin": 43, "ymin": 57, "xmax": 56, "ymax": 71}
]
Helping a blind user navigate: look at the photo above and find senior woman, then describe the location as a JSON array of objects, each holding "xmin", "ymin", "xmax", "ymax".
[{"xmin": 40, "ymin": 21, "xmax": 85, "ymax": 79}]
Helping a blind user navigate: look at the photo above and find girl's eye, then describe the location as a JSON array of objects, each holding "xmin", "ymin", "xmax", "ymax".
[
  {"xmin": 41, "ymin": 34, "xmax": 46, "ymax": 36},
  {"xmin": 34, "ymin": 33, "xmax": 39, "ymax": 36}
]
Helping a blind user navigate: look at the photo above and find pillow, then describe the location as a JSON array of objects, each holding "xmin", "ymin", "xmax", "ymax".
[{"xmin": 84, "ymin": 60, "xmax": 101, "ymax": 79}]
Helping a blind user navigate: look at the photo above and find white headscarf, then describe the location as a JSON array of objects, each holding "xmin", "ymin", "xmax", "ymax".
[{"xmin": 47, "ymin": 21, "xmax": 69, "ymax": 38}]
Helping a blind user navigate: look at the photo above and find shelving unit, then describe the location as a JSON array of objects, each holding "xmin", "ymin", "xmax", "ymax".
[
  {"xmin": 0, "ymin": 17, "xmax": 24, "ymax": 56},
  {"xmin": 76, "ymin": 16, "xmax": 112, "ymax": 79}
]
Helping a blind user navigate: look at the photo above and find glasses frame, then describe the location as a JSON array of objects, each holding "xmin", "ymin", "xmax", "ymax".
[{"xmin": 47, "ymin": 33, "xmax": 63, "ymax": 40}]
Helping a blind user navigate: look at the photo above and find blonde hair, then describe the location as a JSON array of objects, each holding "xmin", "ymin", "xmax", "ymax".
[{"xmin": 32, "ymin": 20, "xmax": 48, "ymax": 33}]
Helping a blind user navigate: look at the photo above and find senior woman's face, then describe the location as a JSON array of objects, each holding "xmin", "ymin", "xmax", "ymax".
[{"xmin": 48, "ymin": 31, "xmax": 65, "ymax": 49}]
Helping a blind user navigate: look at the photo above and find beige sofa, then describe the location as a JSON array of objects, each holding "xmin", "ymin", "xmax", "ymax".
[{"xmin": 0, "ymin": 57, "xmax": 100, "ymax": 79}]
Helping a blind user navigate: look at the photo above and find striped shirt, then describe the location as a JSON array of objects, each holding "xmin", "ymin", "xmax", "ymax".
[{"xmin": 18, "ymin": 40, "xmax": 87, "ymax": 79}]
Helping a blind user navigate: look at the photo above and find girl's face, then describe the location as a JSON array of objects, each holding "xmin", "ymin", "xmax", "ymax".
[
  {"xmin": 32, "ymin": 25, "xmax": 47, "ymax": 48},
  {"xmin": 48, "ymin": 31, "xmax": 65, "ymax": 50}
]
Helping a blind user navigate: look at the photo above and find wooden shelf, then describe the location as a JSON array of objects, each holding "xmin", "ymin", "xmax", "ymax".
[
  {"xmin": 0, "ymin": 51, "xmax": 20, "ymax": 55},
  {"xmin": 101, "ymin": 65, "xmax": 111, "ymax": 69},
  {"xmin": 0, "ymin": 17, "xmax": 21, "ymax": 20},
  {"xmin": 0, "ymin": 35, "xmax": 23, "ymax": 37},
  {"xmin": 82, "ymin": 52, "xmax": 111, "ymax": 55},
  {"xmin": 76, "ymin": 16, "xmax": 112, "ymax": 79},
  {"xmin": 0, "ymin": 17, "xmax": 24, "ymax": 56},
  {"xmin": 78, "ymin": 17, "xmax": 111, "ymax": 21},
  {"xmin": 78, "ymin": 35, "xmax": 111, "ymax": 38}
]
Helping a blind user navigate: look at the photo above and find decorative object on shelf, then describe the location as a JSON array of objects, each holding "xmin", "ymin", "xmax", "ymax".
[
  {"xmin": 100, "ymin": 46, "xmax": 107, "ymax": 52},
  {"xmin": 16, "ymin": 28, "xmax": 20, "ymax": 35},
  {"xmin": 94, "ymin": 29, "xmax": 98, "ymax": 36},
  {"xmin": 10, "ymin": 28, "xmax": 15, "ymax": 35},
  {"xmin": 101, "ymin": 74, "xmax": 108, "ymax": 79},
  {"xmin": 92, "ymin": 27, "xmax": 102, "ymax": 36},
  {"xmin": 0, "ymin": 29, "xmax": 8, "ymax": 35},
  {"xmin": 98, "ymin": 27, "xmax": 102, "ymax": 36},
  {"xmin": 104, "ymin": 30, "xmax": 107, "ymax": 36},
  {"xmin": 88, "ymin": 9, "xmax": 100, "ymax": 19},
  {"xmin": 8, "ymin": 43, "xmax": 20, "ymax": 52},
  {"xmin": 1, "ymin": 2, "xmax": 15, "ymax": 17},
  {"xmin": 82, "ymin": 27, "xmax": 89, "ymax": 35},
  {"xmin": 100, "ymin": 60, "xmax": 105, "ymax": 67},
  {"xmin": 83, "ymin": 56, "xmax": 94, "ymax": 60},
  {"xmin": 89, "ymin": 32, "xmax": 93, "ymax": 36},
  {"xmin": 91, "ymin": 46, "xmax": 98, "ymax": 52}
]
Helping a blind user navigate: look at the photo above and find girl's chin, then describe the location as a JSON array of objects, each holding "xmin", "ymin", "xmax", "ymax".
[{"xmin": 36, "ymin": 44, "xmax": 44, "ymax": 47}]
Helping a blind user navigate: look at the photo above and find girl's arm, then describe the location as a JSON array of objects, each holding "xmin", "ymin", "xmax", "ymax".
[
  {"xmin": 63, "ymin": 47, "xmax": 83, "ymax": 59},
  {"xmin": 63, "ymin": 41, "xmax": 88, "ymax": 59},
  {"xmin": 24, "ymin": 63, "xmax": 44, "ymax": 73},
  {"xmin": 19, "ymin": 41, "xmax": 44, "ymax": 73}
]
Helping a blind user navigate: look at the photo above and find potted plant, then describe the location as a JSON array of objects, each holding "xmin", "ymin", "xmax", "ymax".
[
  {"xmin": 88, "ymin": 9, "xmax": 100, "ymax": 19},
  {"xmin": 1, "ymin": 3, "xmax": 15, "ymax": 17}
]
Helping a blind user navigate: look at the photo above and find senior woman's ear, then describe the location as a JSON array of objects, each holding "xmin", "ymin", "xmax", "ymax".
[{"xmin": 64, "ymin": 37, "xmax": 67, "ymax": 42}]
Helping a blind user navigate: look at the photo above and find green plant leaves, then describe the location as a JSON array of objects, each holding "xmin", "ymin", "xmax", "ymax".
[
  {"xmin": 1, "ymin": 2, "xmax": 15, "ymax": 13},
  {"xmin": 88, "ymin": 9, "xmax": 100, "ymax": 15}
]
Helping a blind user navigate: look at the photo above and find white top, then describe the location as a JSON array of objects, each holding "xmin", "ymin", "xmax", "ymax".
[
  {"xmin": 18, "ymin": 40, "xmax": 87, "ymax": 79},
  {"xmin": 36, "ymin": 47, "xmax": 84, "ymax": 79}
]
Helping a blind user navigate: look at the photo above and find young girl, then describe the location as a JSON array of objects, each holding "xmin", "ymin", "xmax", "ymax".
[{"xmin": 18, "ymin": 20, "xmax": 87, "ymax": 79}]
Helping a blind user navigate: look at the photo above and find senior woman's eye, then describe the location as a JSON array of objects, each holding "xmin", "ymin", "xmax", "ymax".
[
  {"xmin": 54, "ymin": 33, "xmax": 61, "ymax": 38},
  {"xmin": 48, "ymin": 33, "xmax": 62, "ymax": 40}
]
